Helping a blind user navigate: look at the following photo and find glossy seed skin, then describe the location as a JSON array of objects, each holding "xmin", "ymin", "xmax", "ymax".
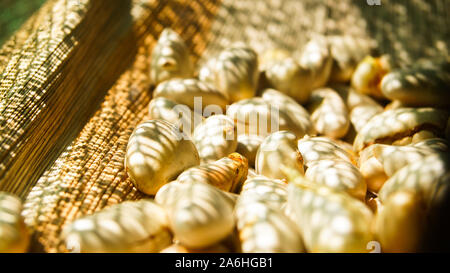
[
  {"xmin": 236, "ymin": 134, "xmax": 265, "ymax": 168},
  {"xmin": 265, "ymin": 57, "xmax": 312, "ymax": 104},
  {"xmin": 378, "ymin": 153, "xmax": 450, "ymax": 206},
  {"xmin": 176, "ymin": 153, "xmax": 248, "ymax": 193},
  {"xmin": 125, "ymin": 119, "xmax": 199, "ymax": 195},
  {"xmin": 61, "ymin": 200, "xmax": 172, "ymax": 253},
  {"xmin": 226, "ymin": 97, "xmax": 280, "ymax": 137},
  {"xmin": 381, "ymin": 62, "xmax": 450, "ymax": 107},
  {"xmin": 351, "ymin": 55, "xmax": 390, "ymax": 99},
  {"xmin": 261, "ymin": 88, "xmax": 315, "ymax": 138},
  {"xmin": 153, "ymin": 78, "xmax": 229, "ymax": 111},
  {"xmin": 192, "ymin": 115, "xmax": 237, "ymax": 163},
  {"xmin": 0, "ymin": 192, "xmax": 30, "ymax": 253},
  {"xmin": 200, "ymin": 46, "xmax": 259, "ymax": 103},
  {"xmin": 328, "ymin": 35, "xmax": 374, "ymax": 83},
  {"xmin": 308, "ymin": 88, "xmax": 350, "ymax": 139},
  {"xmin": 298, "ymin": 36, "xmax": 333, "ymax": 90},
  {"xmin": 148, "ymin": 97, "xmax": 203, "ymax": 136},
  {"xmin": 235, "ymin": 177, "xmax": 305, "ymax": 253},
  {"xmin": 305, "ymin": 159, "xmax": 367, "ymax": 200},
  {"xmin": 150, "ymin": 28, "xmax": 193, "ymax": 85},
  {"xmin": 155, "ymin": 181, "xmax": 235, "ymax": 249},
  {"xmin": 353, "ymin": 107, "xmax": 449, "ymax": 153},
  {"xmin": 286, "ymin": 174, "xmax": 374, "ymax": 253},
  {"xmin": 297, "ymin": 136, "xmax": 356, "ymax": 167},
  {"xmin": 375, "ymin": 191, "xmax": 426, "ymax": 253},
  {"xmin": 359, "ymin": 139, "xmax": 449, "ymax": 192},
  {"xmin": 255, "ymin": 131, "xmax": 304, "ymax": 180}
]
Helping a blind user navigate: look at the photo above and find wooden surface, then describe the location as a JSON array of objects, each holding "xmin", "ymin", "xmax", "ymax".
[{"xmin": 0, "ymin": 0, "xmax": 448, "ymax": 252}]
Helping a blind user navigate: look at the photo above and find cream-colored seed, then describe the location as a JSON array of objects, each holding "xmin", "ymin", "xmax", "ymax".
[
  {"xmin": 235, "ymin": 177, "xmax": 305, "ymax": 253},
  {"xmin": 328, "ymin": 35, "xmax": 374, "ymax": 83},
  {"xmin": 298, "ymin": 36, "xmax": 333, "ymax": 90},
  {"xmin": 305, "ymin": 159, "xmax": 367, "ymax": 200},
  {"xmin": 61, "ymin": 200, "xmax": 172, "ymax": 253},
  {"xmin": 308, "ymin": 87, "xmax": 350, "ymax": 139},
  {"xmin": 381, "ymin": 62, "xmax": 450, "ymax": 107},
  {"xmin": 148, "ymin": 97, "xmax": 203, "ymax": 136},
  {"xmin": 353, "ymin": 107, "xmax": 449, "ymax": 153},
  {"xmin": 261, "ymin": 88, "xmax": 315, "ymax": 138},
  {"xmin": 150, "ymin": 28, "xmax": 193, "ymax": 85},
  {"xmin": 359, "ymin": 140, "xmax": 449, "ymax": 193},
  {"xmin": 264, "ymin": 57, "xmax": 312, "ymax": 104},
  {"xmin": 297, "ymin": 136, "xmax": 356, "ymax": 167},
  {"xmin": 236, "ymin": 134, "xmax": 264, "ymax": 168},
  {"xmin": 192, "ymin": 115, "xmax": 237, "ymax": 163},
  {"xmin": 375, "ymin": 191, "xmax": 426, "ymax": 253},
  {"xmin": 238, "ymin": 176, "xmax": 288, "ymax": 209},
  {"xmin": 351, "ymin": 55, "xmax": 390, "ymax": 99},
  {"xmin": 358, "ymin": 145, "xmax": 388, "ymax": 192},
  {"xmin": 226, "ymin": 97, "xmax": 280, "ymax": 137},
  {"xmin": 378, "ymin": 153, "xmax": 450, "ymax": 205},
  {"xmin": 176, "ymin": 153, "xmax": 248, "ymax": 193},
  {"xmin": 156, "ymin": 181, "xmax": 235, "ymax": 249},
  {"xmin": 255, "ymin": 131, "xmax": 304, "ymax": 180},
  {"xmin": 125, "ymin": 119, "xmax": 199, "ymax": 195},
  {"xmin": 286, "ymin": 173, "xmax": 374, "ymax": 253},
  {"xmin": 153, "ymin": 78, "xmax": 229, "ymax": 111},
  {"xmin": 350, "ymin": 105, "xmax": 383, "ymax": 133},
  {"xmin": 199, "ymin": 45, "xmax": 259, "ymax": 103}
]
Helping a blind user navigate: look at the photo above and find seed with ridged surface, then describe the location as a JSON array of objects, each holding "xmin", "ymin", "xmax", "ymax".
[
  {"xmin": 199, "ymin": 45, "xmax": 259, "ymax": 103},
  {"xmin": 148, "ymin": 97, "xmax": 203, "ymax": 136},
  {"xmin": 155, "ymin": 181, "xmax": 235, "ymax": 249},
  {"xmin": 150, "ymin": 28, "xmax": 193, "ymax": 85},
  {"xmin": 125, "ymin": 119, "xmax": 199, "ymax": 195},
  {"xmin": 305, "ymin": 159, "xmax": 367, "ymax": 200},
  {"xmin": 328, "ymin": 35, "xmax": 374, "ymax": 83},
  {"xmin": 176, "ymin": 153, "xmax": 248, "ymax": 193},
  {"xmin": 297, "ymin": 136, "xmax": 356, "ymax": 167},
  {"xmin": 61, "ymin": 200, "xmax": 172, "ymax": 253},
  {"xmin": 235, "ymin": 176, "xmax": 305, "ymax": 253},
  {"xmin": 308, "ymin": 87, "xmax": 350, "ymax": 139},
  {"xmin": 298, "ymin": 36, "xmax": 333, "ymax": 90},
  {"xmin": 192, "ymin": 115, "xmax": 237, "ymax": 163},
  {"xmin": 286, "ymin": 172, "xmax": 374, "ymax": 253},
  {"xmin": 353, "ymin": 107, "xmax": 449, "ymax": 153},
  {"xmin": 255, "ymin": 131, "xmax": 304, "ymax": 180},
  {"xmin": 264, "ymin": 57, "xmax": 312, "ymax": 104},
  {"xmin": 153, "ymin": 78, "xmax": 229, "ymax": 111},
  {"xmin": 378, "ymin": 153, "xmax": 450, "ymax": 206},
  {"xmin": 261, "ymin": 88, "xmax": 315, "ymax": 138},
  {"xmin": 381, "ymin": 61, "xmax": 450, "ymax": 107}
]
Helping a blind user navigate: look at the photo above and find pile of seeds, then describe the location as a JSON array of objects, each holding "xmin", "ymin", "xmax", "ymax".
[{"xmin": 1, "ymin": 28, "xmax": 449, "ymax": 253}]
